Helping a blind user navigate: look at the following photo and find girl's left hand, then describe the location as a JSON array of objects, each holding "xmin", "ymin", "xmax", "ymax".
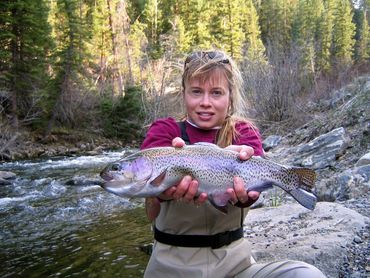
[{"xmin": 225, "ymin": 145, "xmax": 260, "ymax": 207}]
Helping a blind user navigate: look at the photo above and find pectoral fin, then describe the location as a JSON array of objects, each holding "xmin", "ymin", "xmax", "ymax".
[
  {"xmin": 150, "ymin": 170, "xmax": 167, "ymax": 187},
  {"xmin": 209, "ymin": 191, "xmax": 231, "ymax": 214}
]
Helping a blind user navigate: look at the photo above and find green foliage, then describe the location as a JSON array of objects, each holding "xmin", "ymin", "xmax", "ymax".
[
  {"xmin": 0, "ymin": 0, "xmax": 53, "ymax": 127},
  {"xmin": 332, "ymin": 0, "xmax": 356, "ymax": 64},
  {"xmin": 100, "ymin": 86, "xmax": 144, "ymax": 140}
]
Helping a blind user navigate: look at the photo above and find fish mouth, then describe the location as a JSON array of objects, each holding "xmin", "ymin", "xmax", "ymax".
[{"xmin": 100, "ymin": 170, "xmax": 114, "ymax": 181}]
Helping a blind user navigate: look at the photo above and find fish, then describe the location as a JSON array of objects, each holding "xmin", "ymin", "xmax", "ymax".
[{"xmin": 100, "ymin": 143, "xmax": 317, "ymax": 212}]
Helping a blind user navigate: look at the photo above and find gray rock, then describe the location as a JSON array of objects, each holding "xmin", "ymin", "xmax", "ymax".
[
  {"xmin": 354, "ymin": 165, "xmax": 370, "ymax": 182},
  {"xmin": 262, "ymin": 135, "xmax": 283, "ymax": 151},
  {"xmin": 356, "ymin": 152, "xmax": 370, "ymax": 167},
  {"xmin": 294, "ymin": 127, "xmax": 348, "ymax": 169},
  {"xmin": 244, "ymin": 202, "xmax": 368, "ymax": 278},
  {"xmin": 0, "ymin": 178, "xmax": 12, "ymax": 185},
  {"xmin": 0, "ymin": 171, "xmax": 16, "ymax": 180},
  {"xmin": 316, "ymin": 166, "xmax": 369, "ymax": 202}
]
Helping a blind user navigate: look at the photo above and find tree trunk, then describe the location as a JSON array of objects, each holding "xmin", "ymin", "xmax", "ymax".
[
  {"xmin": 107, "ymin": 0, "xmax": 124, "ymax": 96},
  {"xmin": 10, "ymin": 7, "xmax": 19, "ymax": 129},
  {"xmin": 119, "ymin": 0, "xmax": 134, "ymax": 85}
]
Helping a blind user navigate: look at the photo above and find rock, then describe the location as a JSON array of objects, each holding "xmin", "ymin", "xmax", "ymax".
[
  {"xmin": 356, "ymin": 152, "xmax": 370, "ymax": 167},
  {"xmin": 262, "ymin": 135, "xmax": 283, "ymax": 151},
  {"xmin": 65, "ymin": 176, "xmax": 103, "ymax": 186},
  {"xmin": 293, "ymin": 127, "xmax": 348, "ymax": 169},
  {"xmin": 0, "ymin": 171, "xmax": 16, "ymax": 180},
  {"xmin": 316, "ymin": 166, "xmax": 369, "ymax": 202},
  {"xmin": 244, "ymin": 202, "xmax": 368, "ymax": 278},
  {"xmin": 0, "ymin": 178, "xmax": 12, "ymax": 185}
]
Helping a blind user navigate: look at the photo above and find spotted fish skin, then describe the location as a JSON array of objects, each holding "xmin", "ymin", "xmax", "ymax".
[{"xmin": 100, "ymin": 143, "xmax": 317, "ymax": 212}]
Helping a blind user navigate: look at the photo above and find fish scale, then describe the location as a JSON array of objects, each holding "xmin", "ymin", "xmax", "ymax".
[{"xmin": 100, "ymin": 143, "xmax": 317, "ymax": 212}]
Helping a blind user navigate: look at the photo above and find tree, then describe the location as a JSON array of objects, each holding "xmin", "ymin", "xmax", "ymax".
[
  {"xmin": 259, "ymin": 0, "xmax": 298, "ymax": 54},
  {"xmin": 0, "ymin": 0, "xmax": 52, "ymax": 129},
  {"xmin": 354, "ymin": 4, "xmax": 370, "ymax": 63},
  {"xmin": 46, "ymin": 0, "xmax": 91, "ymax": 134},
  {"xmin": 332, "ymin": 0, "xmax": 356, "ymax": 65},
  {"xmin": 316, "ymin": 0, "xmax": 336, "ymax": 72},
  {"xmin": 241, "ymin": 0, "xmax": 266, "ymax": 61}
]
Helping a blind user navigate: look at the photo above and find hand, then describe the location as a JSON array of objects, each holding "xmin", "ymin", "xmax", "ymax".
[
  {"xmin": 225, "ymin": 144, "xmax": 254, "ymax": 160},
  {"xmin": 225, "ymin": 145, "xmax": 260, "ymax": 207},
  {"xmin": 157, "ymin": 137, "xmax": 207, "ymax": 205},
  {"xmin": 227, "ymin": 177, "xmax": 260, "ymax": 207}
]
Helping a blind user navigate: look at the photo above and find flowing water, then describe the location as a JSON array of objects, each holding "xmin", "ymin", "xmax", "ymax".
[{"xmin": 0, "ymin": 150, "xmax": 152, "ymax": 277}]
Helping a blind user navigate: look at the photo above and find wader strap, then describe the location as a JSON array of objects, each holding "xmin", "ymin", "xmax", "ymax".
[
  {"xmin": 177, "ymin": 121, "xmax": 190, "ymax": 145},
  {"xmin": 154, "ymin": 226, "xmax": 243, "ymax": 249}
]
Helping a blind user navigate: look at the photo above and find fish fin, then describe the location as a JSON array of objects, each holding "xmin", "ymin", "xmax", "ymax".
[
  {"xmin": 209, "ymin": 191, "xmax": 230, "ymax": 214},
  {"xmin": 150, "ymin": 170, "xmax": 167, "ymax": 187},
  {"xmin": 290, "ymin": 168, "xmax": 316, "ymax": 190},
  {"xmin": 247, "ymin": 181, "xmax": 274, "ymax": 192},
  {"xmin": 289, "ymin": 188, "xmax": 317, "ymax": 210},
  {"xmin": 193, "ymin": 142, "xmax": 220, "ymax": 148}
]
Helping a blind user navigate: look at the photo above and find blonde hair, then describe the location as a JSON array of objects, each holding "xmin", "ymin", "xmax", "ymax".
[{"xmin": 181, "ymin": 50, "xmax": 254, "ymax": 147}]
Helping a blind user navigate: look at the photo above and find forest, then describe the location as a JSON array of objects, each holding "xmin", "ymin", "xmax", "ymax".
[{"xmin": 0, "ymin": 0, "xmax": 369, "ymax": 145}]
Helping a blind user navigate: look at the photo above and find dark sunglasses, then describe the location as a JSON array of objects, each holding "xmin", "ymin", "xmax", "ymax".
[{"xmin": 184, "ymin": 51, "xmax": 230, "ymax": 67}]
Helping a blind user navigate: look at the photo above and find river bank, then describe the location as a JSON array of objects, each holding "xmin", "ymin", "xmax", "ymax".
[{"xmin": 0, "ymin": 128, "xmax": 140, "ymax": 162}]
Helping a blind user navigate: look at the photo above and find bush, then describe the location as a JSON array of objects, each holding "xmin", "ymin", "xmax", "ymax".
[{"xmin": 100, "ymin": 86, "xmax": 145, "ymax": 141}]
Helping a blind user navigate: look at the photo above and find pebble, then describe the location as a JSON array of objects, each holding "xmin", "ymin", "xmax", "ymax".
[{"xmin": 353, "ymin": 236, "xmax": 363, "ymax": 244}]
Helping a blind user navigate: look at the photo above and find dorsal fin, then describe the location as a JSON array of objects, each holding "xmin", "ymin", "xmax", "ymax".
[{"xmin": 193, "ymin": 142, "xmax": 220, "ymax": 148}]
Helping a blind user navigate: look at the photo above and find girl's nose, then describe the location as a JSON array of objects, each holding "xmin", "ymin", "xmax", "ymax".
[{"xmin": 200, "ymin": 93, "xmax": 211, "ymax": 106}]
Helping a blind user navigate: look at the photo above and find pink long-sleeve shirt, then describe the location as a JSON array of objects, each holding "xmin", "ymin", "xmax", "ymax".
[{"xmin": 141, "ymin": 117, "xmax": 264, "ymax": 156}]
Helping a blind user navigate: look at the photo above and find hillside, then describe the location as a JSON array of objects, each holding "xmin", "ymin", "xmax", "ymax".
[{"xmin": 251, "ymin": 75, "xmax": 369, "ymax": 277}]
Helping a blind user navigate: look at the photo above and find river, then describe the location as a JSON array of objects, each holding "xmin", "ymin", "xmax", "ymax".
[{"xmin": 0, "ymin": 150, "xmax": 152, "ymax": 277}]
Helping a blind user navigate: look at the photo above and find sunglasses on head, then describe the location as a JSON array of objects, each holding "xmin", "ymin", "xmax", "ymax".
[{"xmin": 184, "ymin": 51, "xmax": 230, "ymax": 67}]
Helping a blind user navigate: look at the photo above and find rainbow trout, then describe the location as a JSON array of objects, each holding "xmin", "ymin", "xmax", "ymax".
[{"xmin": 100, "ymin": 143, "xmax": 317, "ymax": 212}]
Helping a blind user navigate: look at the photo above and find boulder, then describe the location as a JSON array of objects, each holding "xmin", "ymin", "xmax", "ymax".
[
  {"xmin": 244, "ymin": 202, "xmax": 368, "ymax": 278},
  {"xmin": 293, "ymin": 127, "xmax": 348, "ymax": 169},
  {"xmin": 0, "ymin": 171, "xmax": 16, "ymax": 180},
  {"xmin": 262, "ymin": 135, "xmax": 282, "ymax": 151},
  {"xmin": 356, "ymin": 152, "xmax": 370, "ymax": 167},
  {"xmin": 316, "ymin": 165, "xmax": 370, "ymax": 202}
]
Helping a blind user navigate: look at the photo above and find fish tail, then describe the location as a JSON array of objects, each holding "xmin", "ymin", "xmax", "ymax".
[
  {"xmin": 289, "ymin": 188, "xmax": 317, "ymax": 210},
  {"xmin": 290, "ymin": 167, "xmax": 316, "ymax": 191}
]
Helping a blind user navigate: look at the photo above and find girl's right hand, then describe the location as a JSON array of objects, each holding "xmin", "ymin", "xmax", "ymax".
[{"xmin": 157, "ymin": 137, "xmax": 207, "ymax": 205}]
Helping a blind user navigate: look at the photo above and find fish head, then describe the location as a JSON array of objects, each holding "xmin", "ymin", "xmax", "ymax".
[{"xmin": 100, "ymin": 154, "xmax": 153, "ymax": 198}]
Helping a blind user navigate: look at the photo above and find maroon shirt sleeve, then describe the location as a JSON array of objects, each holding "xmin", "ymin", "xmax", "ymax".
[
  {"xmin": 140, "ymin": 117, "xmax": 181, "ymax": 150},
  {"xmin": 234, "ymin": 122, "xmax": 264, "ymax": 157}
]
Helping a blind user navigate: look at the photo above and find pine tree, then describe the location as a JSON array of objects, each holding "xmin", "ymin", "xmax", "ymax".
[
  {"xmin": 142, "ymin": 0, "xmax": 163, "ymax": 58},
  {"xmin": 46, "ymin": 0, "xmax": 91, "ymax": 134},
  {"xmin": 293, "ymin": 0, "xmax": 324, "ymax": 74},
  {"xmin": 241, "ymin": 0, "xmax": 266, "ymax": 61},
  {"xmin": 316, "ymin": 0, "xmax": 336, "ymax": 72},
  {"xmin": 0, "ymin": 0, "xmax": 53, "ymax": 129},
  {"xmin": 259, "ymin": 0, "xmax": 298, "ymax": 54},
  {"xmin": 332, "ymin": 0, "xmax": 356, "ymax": 65},
  {"xmin": 354, "ymin": 4, "xmax": 370, "ymax": 63},
  {"xmin": 211, "ymin": 0, "xmax": 245, "ymax": 59}
]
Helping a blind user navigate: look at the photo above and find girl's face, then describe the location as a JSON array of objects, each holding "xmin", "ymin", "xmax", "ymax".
[{"xmin": 184, "ymin": 69, "xmax": 230, "ymax": 130}]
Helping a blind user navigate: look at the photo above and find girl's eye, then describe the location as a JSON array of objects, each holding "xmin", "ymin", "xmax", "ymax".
[
  {"xmin": 191, "ymin": 90, "xmax": 202, "ymax": 96},
  {"xmin": 212, "ymin": 91, "xmax": 223, "ymax": 97}
]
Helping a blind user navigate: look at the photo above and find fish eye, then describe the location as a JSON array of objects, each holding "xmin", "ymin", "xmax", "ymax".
[{"xmin": 111, "ymin": 163, "xmax": 121, "ymax": 171}]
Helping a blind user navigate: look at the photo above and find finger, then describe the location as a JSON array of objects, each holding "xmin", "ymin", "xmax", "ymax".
[
  {"xmin": 194, "ymin": 192, "xmax": 208, "ymax": 205},
  {"xmin": 247, "ymin": 190, "xmax": 260, "ymax": 201},
  {"xmin": 172, "ymin": 175, "xmax": 191, "ymax": 199},
  {"xmin": 239, "ymin": 146, "xmax": 254, "ymax": 160},
  {"xmin": 226, "ymin": 188, "xmax": 238, "ymax": 204},
  {"xmin": 183, "ymin": 180, "xmax": 199, "ymax": 203},
  {"xmin": 234, "ymin": 177, "xmax": 248, "ymax": 203},
  {"xmin": 161, "ymin": 186, "xmax": 177, "ymax": 199},
  {"xmin": 172, "ymin": 137, "xmax": 186, "ymax": 148}
]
